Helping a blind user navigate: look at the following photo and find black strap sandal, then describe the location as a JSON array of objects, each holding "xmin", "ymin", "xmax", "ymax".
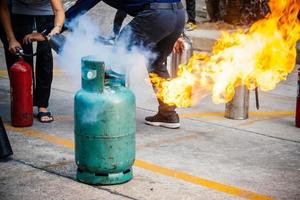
[{"xmin": 37, "ymin": 112, "xmax": 54, "ymax": 123}]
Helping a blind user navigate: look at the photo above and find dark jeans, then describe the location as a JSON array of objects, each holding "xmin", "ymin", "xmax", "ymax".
[
  {"xmin": 0, "ymin": 24, "xmax": 11, "ymax": 69},
  {"xmin": 7, "ymin": 14, "xmax": 54, "ymax": 108},
  {"xmin": 119, "ymin": 7, "xmax": 185, "ymax": 115},
  {"xmin": 0, "ymin": 3, "xmax": 12, "ymax": 69},
  {"xmin": 205, "ymin": 0, "xmax": 220, "ymax": 21},
  {"xmin": 186, "ymin": 0, "xmax": 196, "ymax": 23},
  {"xmin": 113, "ymin": 10, "xmax": 127, "ymax": 36}
]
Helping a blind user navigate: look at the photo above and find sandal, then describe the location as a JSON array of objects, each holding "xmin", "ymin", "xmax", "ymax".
[{"xmin": 37, "ymin": 112, "xmax": 54, "ymax": 123}]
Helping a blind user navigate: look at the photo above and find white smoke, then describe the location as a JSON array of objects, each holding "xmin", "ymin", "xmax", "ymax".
[{"xmin": 57, "ymin": 15, "xmax": 156, "ymax": 113}]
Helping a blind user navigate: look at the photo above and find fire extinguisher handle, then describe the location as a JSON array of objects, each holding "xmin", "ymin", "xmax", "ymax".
[
  {"xmin": 16, "ymin": 48, "xmax": 37, "ymax": 58},
  {"xmin": 16, "ymin": 48, "xmax": 23, "ymax": 56}
]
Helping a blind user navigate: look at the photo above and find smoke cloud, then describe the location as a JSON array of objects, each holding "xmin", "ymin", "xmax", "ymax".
[{"xmin": 57, "ymin": 15, "xmax": 156, "ymax": 122}]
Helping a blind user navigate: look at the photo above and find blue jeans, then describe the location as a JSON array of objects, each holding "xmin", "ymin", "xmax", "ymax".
[
  {"xmin": 119, "ymin": 7, "xmax": 185, "ymax": 114},
  {"xmin": 186, "ymin": 0, "xmax": 196, "ymax": 23},
  {"xmin": 113, "ymin": 10, "xmax": 127, "ymax": 36}
]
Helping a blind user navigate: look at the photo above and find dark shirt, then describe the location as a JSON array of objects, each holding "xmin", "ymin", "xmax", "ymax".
[
  {"xmin": 12, "ymin": 0, "xmax": 53, "ymax": 15},
  {"xmin": 66, "ymin": 0, "xmax": 181, "ymax": 20},
  {"xmin": 104, "ymin": 0, "xmax": 180, "ymax": 15}
]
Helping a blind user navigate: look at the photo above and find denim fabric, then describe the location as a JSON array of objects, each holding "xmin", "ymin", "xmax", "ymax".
[
  {"xmin": 186, "ymin": 0, "xmax": 196, "ymax": 23},
  {"xmin": 119, "ymin": 7, "xmax": 185, "ymax": 113},
  {"xmin": 113, "ymin": 10, "xmax": 127, "ymax": 36}
]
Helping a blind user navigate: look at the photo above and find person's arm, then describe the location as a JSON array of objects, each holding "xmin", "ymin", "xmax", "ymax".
[
  {"xmin": 0, "ymin": 0, "xmax": 21, "ymax": 54},
  {"xmin": 23, "ymin": 0, "xmax": 65, "ymax": 44},
  {"xmin": 48, "ymin": 0, "xmax": 65, "ymax": 36},
  {"xmin": 65, "ymin": 0, "xmax": 101, "ymax": 22}
]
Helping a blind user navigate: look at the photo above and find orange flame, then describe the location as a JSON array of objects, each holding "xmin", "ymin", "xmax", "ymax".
[{"xmin": 150, "ymin": 0, "xmax": 300, "ymax": 107}]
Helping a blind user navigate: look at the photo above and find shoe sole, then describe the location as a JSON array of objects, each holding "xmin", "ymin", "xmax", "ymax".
[
  {"xmin": 145, "ymin": 121, "xmax": 180, "ymax": 129},
  {"xmin": 185, "ymin": 27, "xmax": 196, "ymax": 31}
]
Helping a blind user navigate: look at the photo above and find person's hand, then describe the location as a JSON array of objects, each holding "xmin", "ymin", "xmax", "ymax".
[
  {"xmin": 8, "ymin": 38, "xmax": 22, "ymax": 54},
  {"xmin": 23, "ymin": 33, "xmax": 46, "ymax": 44},
  {"xmin": 173, "ymin": 36, "xmax": 185, "ymax": 54},
  {"xmin": 48, "ymin": 25, "xmax": 61, "ymax": 38}
]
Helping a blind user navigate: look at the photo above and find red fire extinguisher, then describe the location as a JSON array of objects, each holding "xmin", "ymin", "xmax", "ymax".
[
  {"xmin": 10, "ymin": 52, "xmax": 33, "ymax": 127},
  {"xmin": 296, "ymin": 67, "xmax": 300, "ymax": 128}
]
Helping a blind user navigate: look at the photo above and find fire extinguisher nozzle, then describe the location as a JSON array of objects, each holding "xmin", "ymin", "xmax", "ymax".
[{"xmin": 49, "ymin": 34, "xmax": 66, "ymax": 54}]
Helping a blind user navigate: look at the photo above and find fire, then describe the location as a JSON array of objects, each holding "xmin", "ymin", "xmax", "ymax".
[{"xmin": 150, "ymin": 0, "xmax": 300, "ymax": 107}]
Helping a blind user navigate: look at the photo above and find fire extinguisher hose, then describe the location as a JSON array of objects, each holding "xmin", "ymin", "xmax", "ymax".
[{"xmin": 16, "ymin": 48, "xmax": 37, "ymax": 57}]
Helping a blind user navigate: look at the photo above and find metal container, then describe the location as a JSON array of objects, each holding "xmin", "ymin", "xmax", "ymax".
[
  {"xmin": 169, "ymin": 34, "xmax": 193, "ymax": 78},
  {"xmin": 225, "ymin": 85, "xmax": 250, "ymax": 120},
  {"xmin": 74, "ymin": 56, "xmax": 136, "ymax": 185}
]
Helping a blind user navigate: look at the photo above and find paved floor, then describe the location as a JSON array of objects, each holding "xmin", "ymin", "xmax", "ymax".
[
  {"xmin": 1, "ymin": 47, "xmax": 300, "ymax": 200},
  {"xmin": 0, "ymin": 2, "xmax": 300, "ymax": 200}
]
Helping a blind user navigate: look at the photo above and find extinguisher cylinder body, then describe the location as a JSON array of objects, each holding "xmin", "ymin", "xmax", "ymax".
[
  {"xmin": 296, "ymin": 68, "xmax": 300, "ymax": 128},
  {"xmin": 10, "ymin": 60, "xmax": 33, "ymax": 127}
]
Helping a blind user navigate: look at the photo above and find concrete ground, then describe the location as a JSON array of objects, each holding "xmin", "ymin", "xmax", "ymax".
[{"xmin": 1, "ymin": 2, "xmax": 300, "ymax": 200}]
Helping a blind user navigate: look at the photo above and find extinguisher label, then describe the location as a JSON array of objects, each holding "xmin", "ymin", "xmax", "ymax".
[
  {"xmin": 82, "ymin": 69, "xmax": 97, "ymax": 80},
  {"xmin": 21, "ymin": 113, "xmax": 33, "ymax": 120}
]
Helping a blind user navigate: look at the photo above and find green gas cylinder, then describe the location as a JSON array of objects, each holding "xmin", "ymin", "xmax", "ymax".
[{"xmin": 74, "ymin": 56, "xmax": 136, "ymax": 185}]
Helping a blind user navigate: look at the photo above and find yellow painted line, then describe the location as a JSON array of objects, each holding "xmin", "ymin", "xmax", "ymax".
[
  {"xmin": 4, "ymin": 123, "xmax": 274, "ymax": 200},
  {"xmin": 54, "ymin": 111, "xmax": 295, "ymax": 123},
  {"xmin": 180, "ymin": 111, "xmax": 294, "ymax": 118},
  {"xmin": 137, "ymin": 134, "xmax": 199, "ymax": 151},
  {"xmin": 0, "ymin": 70, "xmax": 8, "ymax": 77},
  {"xmin": 0, "ymin": 68, "xmax": 64, "ymax": 77},
  {"xmin": 53, "ymin": 68, "xmax": 65, "ymax": 76},
  {"xmin": 134, "ymin": 160, "xmax": 273, "ymax": 200},
  {"xmin": 249, "ymin": 111, "xmax": 294, "ymax": 117},
  {"xmin": 180, "ymin": 112, "xmax": 223, "ymax": 118},
  {"xmin": 5, "ymin": 125, "xmax": 74, "ymax": 149}
]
